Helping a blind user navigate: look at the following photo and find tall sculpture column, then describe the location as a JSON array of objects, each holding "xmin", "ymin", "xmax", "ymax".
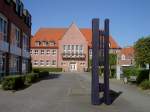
[
  {"xmin": 91, "ymin": 19, "xmax": 101, "ymax": 105},
  {"xmin": 104, "ymin": 19, "xmax": 110, "ymax": 105}
]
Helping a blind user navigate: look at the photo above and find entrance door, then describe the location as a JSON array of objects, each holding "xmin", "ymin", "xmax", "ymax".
[{"xmin": 69, "ymin": 63, "xmax": 77, "ymax": 72}]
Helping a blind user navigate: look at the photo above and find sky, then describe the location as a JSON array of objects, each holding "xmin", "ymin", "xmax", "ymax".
[{"xmin": 23, "ymin": 0, "xmax": 150, "ymax": 47}]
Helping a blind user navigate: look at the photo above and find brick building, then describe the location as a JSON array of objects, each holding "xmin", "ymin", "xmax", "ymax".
[
  {"xmin": 31, "ymin": 23, "xmax": 120, "ymax": 72},
  {"xmin": 0, "ymin": 0, "xmax": 32, "ymax": 77},
  {"xmin": 116, "ymin": 46, "xmax": 134, "ymax": 79}
]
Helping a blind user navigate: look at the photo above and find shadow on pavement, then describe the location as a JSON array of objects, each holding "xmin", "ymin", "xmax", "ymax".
[
  {"xmin": 109, "ymin": 90, "xmax": 122, "ymax": 104},
  {"xmin": 43, "ymin": 74, "xmax": 61, "ymax": 80}
]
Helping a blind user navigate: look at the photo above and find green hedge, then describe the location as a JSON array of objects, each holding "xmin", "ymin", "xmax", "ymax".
[
  {"xmin": 123, "ymin": 67, "xmax": 139, "ymax": 78},
  {"xmin": 32, "ymin": 68, "xmax": 62, "ymax": 73},
  {"xmin": 2, "ymin": 71, "xmax": 50, "ymax": 90},
  {"xmin": 139, "ymin": 80, "xmax": 150, "ymax": 90},
  {"xmin": 136, "ymin": 69, "xmax": 149, "ymax": 84},
  {"xmin": 25, "ymin": 73, "xmax": 39, "ymax": 85},
  {"xmin": 2, "ymin": 75, "xmax": 25, "ymax": 90}
]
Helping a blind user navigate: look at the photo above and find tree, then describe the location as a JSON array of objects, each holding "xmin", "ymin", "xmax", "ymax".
[
  {"xmin": 109, "ymin": 53, "xmax": 117, "ymax": 77},
  {"xmin": 134, "ymin": 36, "xmax": 150, "ymax": 80}
]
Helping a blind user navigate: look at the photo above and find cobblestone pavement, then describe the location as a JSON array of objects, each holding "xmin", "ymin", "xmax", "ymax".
[{"xmin": 0, "ymin": 72, "xmax": 150, "ymax": 112}]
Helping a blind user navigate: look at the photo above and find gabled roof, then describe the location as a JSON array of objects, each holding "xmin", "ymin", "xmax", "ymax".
[
  {"xmin": 120, "ymin": 46, "xmax": 134, "ymax": 57},
  {"xmin": 31, "ymin": 25, "xmax": 120, "ymax": 49},
  {"xmin": 31, "ymin": 28, "xmax": 67, "ymax": 48}
]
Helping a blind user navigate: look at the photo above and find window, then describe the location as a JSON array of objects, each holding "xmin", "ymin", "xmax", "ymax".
[
  {"xmin": 51, "ymin": 60, "xmax": 56, "ymax": 65},
  {"xmin": 43, "ymin": 41, "xmax": 48, "ymax": 46},
  {"xmin": 35, "ymin": 41, "xmax": 41, "ymax": 46},
  {"xmin": 34, "ymin": 50, "xmax": 38, "ymax": 55},
  {"xmin": 51, "ymin": 49, "xmax": 56, "ymax": 55},
  {"xmin": 41, "ymin": 50, "xmax": 44, "ymax": 55},
  {"xmin": 23, "ymin": 33, "xmax": 29, "ymax": 52},
  {"xmin": 71, "ymin": 45, "xmax": 74, "ymax": 54},
  {"xmin": 16, "ymin": 0, "xmax": 20, "ymax": 13},
  {"xmin": 11, "ymin": 56, "xmax": 19, "ymax": 72},
  {"xmin": 49, "ymin": 41, "xmax": 55, "ymax": 46},
  {"xmin": 89, "ymin": 49, "xmax": 92, "ymax": 56},
  {"xmin": 30, "ymin": 50, "xmax": 32, "ymax": 54},
  {"xmin": 61, "ymin": 62, "xmax": 66, "ymax": 66},
  {"xmin": 15, "ymin": 27, "xmax": 20, "ymax": 47},
  {"xmin": 46, "ymin": 60, "xmax": 50, "ymax": 66},
  {"xmin": 46, "ymin": 50, "xmax": 50, "ymax": 55},
  {"xmin": 34, "ymin": 60, "xmax": 38, "ymax": 66},
  {"xmin": 0, "ymin": 13, "xmax": 8, "ymax": 42},
  {"xmin": 80, "ymin": 62, "xmax": 85, "ymax": 66},
  {"xmin": 0, "ymin": 53, "xmax": 6, "ymax": 74},
  {"xmin": 63, "ymin": 45, "xmax": 67, "ymax": 54},
  {"xmin": 68, "ymin": 45, "xmax": 71, "ymax": 54},
  {"xmin": 19, "ymin": 2, "xmax": 24, "ymax": 16},
  {"xmin": 76, "ymin": 45, "xmax": 79, "ymax": 54},
  {"xmin": 40, "ymin": 60, "xmax": 44, "ymax": 66},
  {"xmin": 79, "ymin": 45, "xmax": 83, "ymax": 54},
  {"xmin": 121, "ymin": 54, "xmax": 125, "ymax": 60}
]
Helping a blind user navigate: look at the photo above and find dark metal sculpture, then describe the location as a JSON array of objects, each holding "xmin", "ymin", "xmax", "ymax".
[{"xmin": 91, "ymin": 18, "xmax": 110, "ymax": 105}]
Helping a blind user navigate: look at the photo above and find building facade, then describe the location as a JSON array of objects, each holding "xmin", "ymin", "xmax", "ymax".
[
  {"xmin": 31, "ymin": 23, "xmax": 120, "ymax": 72},
  {"xmin": 0, "ymin": 0, "xmax": 32, "ymax": 77},
  {"xmin": 118, "ymin": 46, "xmax": 134, "ymax": 67}
]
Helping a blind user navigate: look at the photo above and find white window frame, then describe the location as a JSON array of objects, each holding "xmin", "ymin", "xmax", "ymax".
[
  {"xmin": 51, "ymin": 49, "xmax": 56, "ymax": 56},
  {"xmin": 34, "ymin": 60, "xmax": 38, "ymax": 66},
  {"xmin": 34, "ymin": 50, "xmax": 38, "ymax": 55},
  {"xmin": 40, "ymin": 60, "xmax": 44, "ymax": 66},
  {"xmin": 46, "ymin": 60, "xmax": 50, "ymax": 66},
  {"xmin": 46, "ymin": 50, "xmax": 50, "ymax": 55},
  {"xmin": 51, "ymin": 60, "xmax": 56, "ymax": 66},
  {"xmin": 41, "ymin": 50, "xmax": 44, "ymax": 55}
]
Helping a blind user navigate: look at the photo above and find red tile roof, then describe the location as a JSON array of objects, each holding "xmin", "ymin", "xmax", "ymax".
[
  {"xmin": 31, "ymin": 28, "xmax": 120, "ymax": 49},
  {"xmin": 120, "ymin": 46, "xmax": 134, "ymax": 57}
]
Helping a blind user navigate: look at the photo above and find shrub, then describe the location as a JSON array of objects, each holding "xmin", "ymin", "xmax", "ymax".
[
  {"xmin": 39, "ymin": 71, "xmax": 49, "ymax": 78},
  {"xmin": 33, "ymin": 68, "xmax": 40, "ymax": 73},
  {"xmin": 123, "ymin": 67, "xmax": 139, "ymax": 78},
  {"xmin": 136, "ymin": 69, "xmax": 149, "ymax": 84},
  {"xmin": 139, "ymin": 80, "xmax": 150, "ymax": 90},
  {"xmin": 32, "ymin": 68, "xmax": 62, "ymax": 73},
  {"xmin": 2, "ymin": 75, "xmax": 25, "ymax": 90},
  {"xmin": 110, "ymin": 68, "xmax": 116, "ymax": 78},
  {"xmin": 25, "ymin": 73, "xmax": 39, "ymax": 85}
]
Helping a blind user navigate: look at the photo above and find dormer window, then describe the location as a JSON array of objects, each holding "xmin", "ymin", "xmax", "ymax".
[
  {"xmin": 5, "ymin": 0, "xmax": 12, "ymax": 4},
  {"xmin": 121, "ymin": 54, "xmax": 125, "ymax": 60},
  {"xmin": 43, "ymin": 41, "xmax": 49, "ymax": 46},
  {"xmin": 23, "ymin": 9, "xmax": 32, "ymax": 27},
  {"xmin": 43, "ymin": 41, "xmax": 46, "ymax": 46},
  {"xmin": 19, "ymin": 2, "xmax": 24, "ymax": 16},
  {"xmin": 49, "ymin": 41, "xmax": 55, "ymax": 46},
  {"xmin": 35, "ymin": 41, "xmax": 41, "ymax": 46},
  {"xmin": 16, "ymin": 0, "xmax": 20, "ymax": 14}
]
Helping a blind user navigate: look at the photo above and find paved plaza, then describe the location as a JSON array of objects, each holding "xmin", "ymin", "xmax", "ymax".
[{"xmin": 0, "ymin": 72, "xmax": 150, "ymax": 112}]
